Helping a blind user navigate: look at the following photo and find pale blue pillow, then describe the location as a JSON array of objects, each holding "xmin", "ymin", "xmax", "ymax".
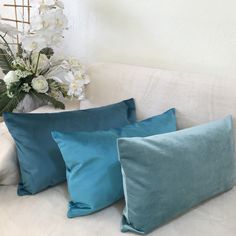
[
  {"xmin": 52, "ymin": 108, "xmax": 176, "ymax": 217},
  {"xmin": 118, "ymin": 116, "xmax": 235, "ymax": 234},
  {"xmin": 4, "ymin": 98, "xmax": 136, "ymax": 195}
]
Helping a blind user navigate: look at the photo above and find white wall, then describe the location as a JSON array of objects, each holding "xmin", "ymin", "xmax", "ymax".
[
  {"xmin": 61, "ymin": 0, "xmax": 236, "ymax": 79},
  {"xmin": 1, "ymin": 1, "xmax": 235, "ymax": 79}
]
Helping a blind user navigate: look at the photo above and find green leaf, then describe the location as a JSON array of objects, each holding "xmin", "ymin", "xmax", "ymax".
[
  {"xmin": 0, "ymin": 92, "xmax": 25, "ymax": 116},
  {"xmin": 40, "ymin": 47, "xmax": 54, "ymax": 59},
  {"xmin": 0, "ymin": 48, "xmax": 13, "ymax": 74},
  {"xmin": 31, "ymin": 91, "xmax": 65, "ymax": 110},
  {"xmin": 0, "ymin": 80, "xmax": 7, "ymax": 94},
  {"xmin": 16, "ymin": 43, "xmax": 24, "ymax": 58}
]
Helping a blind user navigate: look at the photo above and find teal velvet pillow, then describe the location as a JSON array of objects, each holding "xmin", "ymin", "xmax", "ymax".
[
  {"xmin": 3, "ymin": 98, "xmax": 136, "ymax": 195},
  {"xmin": 52, "ymin": 108, "xmax": 176, "ymax": 218},
  {"xmin": 118, "ymin": 116, "xmax": 236, "ymax": 235}
]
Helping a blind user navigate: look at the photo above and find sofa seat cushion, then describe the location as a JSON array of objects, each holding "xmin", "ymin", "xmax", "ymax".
[{"xmin": 0, "ymin": 184, "xmax": 236, "ymax": 236}]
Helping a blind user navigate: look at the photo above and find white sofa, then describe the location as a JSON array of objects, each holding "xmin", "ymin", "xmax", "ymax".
[{"xmin": 0, "ymin": 63, "xmax": 236, "ymax": 236}]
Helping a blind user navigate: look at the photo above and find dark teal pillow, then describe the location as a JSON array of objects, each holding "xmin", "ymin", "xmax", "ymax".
[
  {"xmin": 118, "ymin": 116, "xmax": 235, "ymax": 235},
  {"xmin": 52, "ymin": 108, "xmax": 176, "ymax": 217},
  {"xmin": 3, "ymin": 98, "xmax": 136, "ymax": 195}
]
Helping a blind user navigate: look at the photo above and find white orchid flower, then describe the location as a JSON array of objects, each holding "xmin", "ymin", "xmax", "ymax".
[
  {"xmin": 33, "ymin": 0, "xmax": 64, "ymax": 8},
  {"xmin": 53, "ymin": 9, "xmax": 68, "ymax": 30},
  {"xmin": 45, "ymin": 64, "xmax": 69, "ymax": 83},
  {"xmin": 31, "ymin": 0, "xmax": 54, "ymax": 4},
  {"xmin": 74, "ymin": 70, "xmax": 90, "ymax": 85},
  {"xmin": 68, "ymin": 58, "xmax": 84, "ymax": 70},
  {"xmin": 31, "ymin": 13, "xmax": 55, "ymax": 31},
  {"xmin": 34, "ymin": 9, "xmax": 67, "ymax": 31},
  {"xmin": 22, "ymin": 35, "xmax": 47, "ymax": 52},
  {"xmin": 30, "ymin": 15, "xmax": 46, "ymax": 31},
  {"xmin": 64, "ymin": 71, "xmax": 89, "ymax": 98},
  {"xmin": 55, "ymin": 0, "xmax": 64, "ymax": 9},
  {"xmin": 45, "ymin": 31, "xmax": 62, "ymax": 46},
  {"xmin": 53, "ymin": 59, "xmax": 90, "ymax": 97},
  {"xmin": 60, "ymin": 59, "xmax": 84, "ymax": 74},
  {"xmin": 31, "ymin": 0, "xmax": 64, "ymax": 14},
  {"xmin": 31, "ymin": 0, "xmax": 55, "ymax": 8},
  {"xmin": 83, "ymin": 74, "xmax": 90, "ymax": 85},
  {"xmin": 67, "ymin": 81, "xmax": 84, "ymax": 97},
  {"xmin": 32, "ymin": 11, "xmax": 62, "ymax": 31},
  {"xmin": 41, "ymin": 0, "xmax": 55, "ymax": 5},
  {"xmin": 59, "ymin": 60, "xmax": 72, "ymax": 71}
]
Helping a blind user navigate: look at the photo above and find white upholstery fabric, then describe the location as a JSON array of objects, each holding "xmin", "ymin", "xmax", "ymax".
[
  {"xmin": 1, "ymin": 185, "xmax": 236, "ymax": 236},
  {"xmin": 0, "ymin": 122, "xmax": 18, "ymax": 185},
  {"xmin": 1, "ymin": 63, "xmax": 236, "ymax": 235},
  {"xmin": 83, "ymin": 63, "xmax": 236, "ymax": 132}
]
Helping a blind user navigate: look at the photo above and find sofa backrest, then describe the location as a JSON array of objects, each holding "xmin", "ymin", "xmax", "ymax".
[{"xmin": 82, "ymin": 63, "xmax": 236, "ymax": 132}]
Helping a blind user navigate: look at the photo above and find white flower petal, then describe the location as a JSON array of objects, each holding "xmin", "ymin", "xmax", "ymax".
[
  {"xmin": 83, "ymin": 75, "xmax": 90, "ymax": 85},
  {"xmin": 31, "ymin": 75, "xmax": 49, "ymax": 93},
  {"xmin": 3, "ymin": 71, "xmax": 19, "ymax": 87},
  {"xmin": 22, "ymin": 35, "xmax": 47, "ymax": 52}
]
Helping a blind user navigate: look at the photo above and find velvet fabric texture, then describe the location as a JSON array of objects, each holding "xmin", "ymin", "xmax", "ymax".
[
  {"xmin": 3, "ymin": 99, "xmax": 136, "ymax": 195},
  {"xmin": 118, "ymin": 116, "xmax": 235, "ymax": 235},
  {"xmin": 52, "ymin": 108, "xmax": 176, "ymax": 218}
]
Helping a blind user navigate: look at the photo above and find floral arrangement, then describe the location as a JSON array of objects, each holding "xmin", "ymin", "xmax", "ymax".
[{"xmin": 0, "ymin": 0, "xmax": 89, "ymax": 116}]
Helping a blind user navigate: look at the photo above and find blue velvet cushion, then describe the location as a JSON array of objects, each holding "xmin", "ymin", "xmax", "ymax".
[
  {"xmin": 52, "ymin": 108, "xmax": 176, "ymax": 218},
  {"xmin": 3, "ymin": 98, "xmax": 136, "ymax": 195},
  {"xmin": 118, "ymin": 116, "xmax": 236, "ymax": 235}
]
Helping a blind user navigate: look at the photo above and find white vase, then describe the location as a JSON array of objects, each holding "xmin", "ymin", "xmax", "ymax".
[{"xmin": 14, "ymin": 94, "xmax": 47, "ymax": 113}]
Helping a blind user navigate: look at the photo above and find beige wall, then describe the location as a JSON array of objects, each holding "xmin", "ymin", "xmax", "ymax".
[{"xmin": 60, "ymin": 0, "xmax": 236, "ymax": 79}]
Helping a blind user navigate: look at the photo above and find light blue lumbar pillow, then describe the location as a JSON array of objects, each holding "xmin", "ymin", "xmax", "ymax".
[
  {"xmin": 3, "ymin": 98, "xmax": 136, "ymax": 195},
  {"xmin": 52, "ymin": 108, "xmax": 176, "ymax": 218},
  {"xmin": 118, "ymin": 116, "xmax": 236, "ymax": 235}
]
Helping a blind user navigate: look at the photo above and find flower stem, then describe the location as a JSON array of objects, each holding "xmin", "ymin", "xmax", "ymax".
[
  {"xmin": 34, "ymin": 52, "xmax": 41, "ymax": 75},
  {"xmin": 0, "ymin": 34, "xmax": 15, "ymax": 60}
]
